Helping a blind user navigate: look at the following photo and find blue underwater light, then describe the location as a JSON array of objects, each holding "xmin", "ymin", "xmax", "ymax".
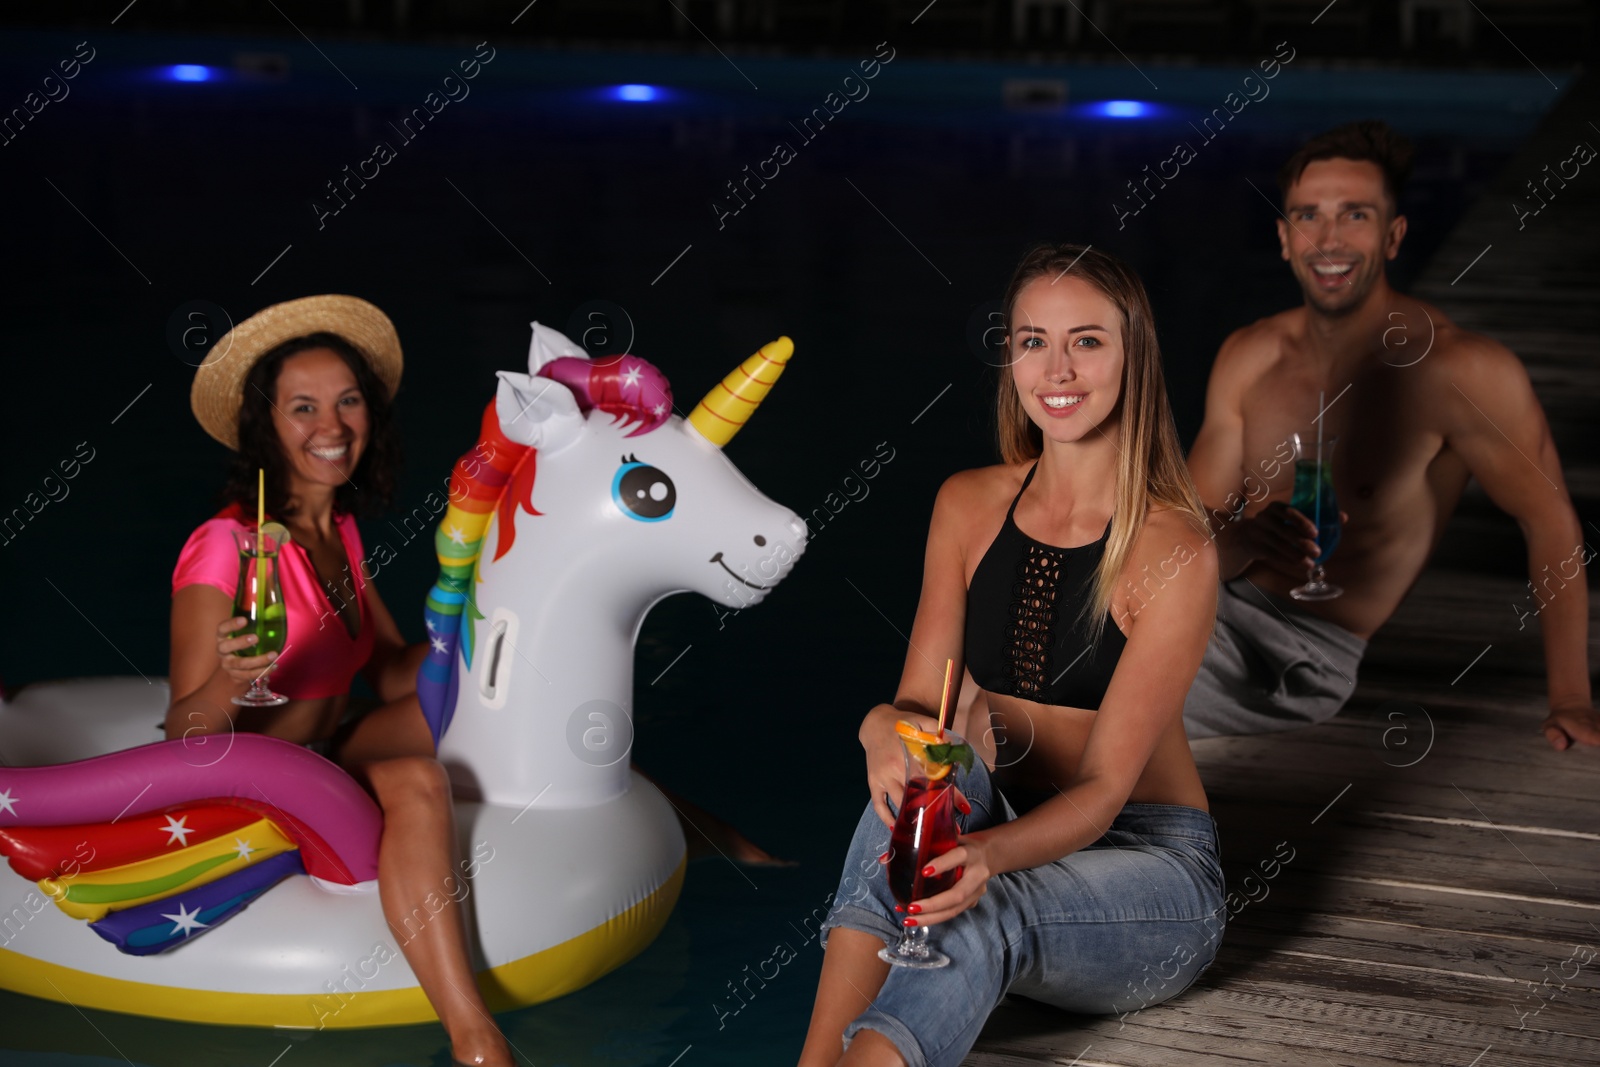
[
  {"xmin": 165, "ymin": 64, "xmax": 216, "ymax": 83},
  {"xmin": 1093, "ymin": 100, "xmax": 1153, "ymax": 119},
  {"xmin": 611, "ymin": 84, "xmax": 661, "ymax": 102}
]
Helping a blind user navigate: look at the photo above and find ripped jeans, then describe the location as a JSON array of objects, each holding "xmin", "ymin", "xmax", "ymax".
[{"xmin": 819, "ymin": 757, "xmax": 1226, "ymax": 1067}]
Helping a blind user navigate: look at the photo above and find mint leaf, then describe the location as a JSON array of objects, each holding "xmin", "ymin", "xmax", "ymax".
[{"xmin": 924, "ymin": 742, "xmax": 974, "ymax": 774}]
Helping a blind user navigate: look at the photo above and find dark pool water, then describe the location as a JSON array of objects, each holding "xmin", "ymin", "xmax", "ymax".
[{"xmin": 0, "ymin": 24, "xmax": 1570, "ymax": 1066}]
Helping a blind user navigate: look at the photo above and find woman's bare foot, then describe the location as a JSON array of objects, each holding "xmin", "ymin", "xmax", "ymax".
[
  {"xmin": 681, "ymin": 805, "xmax": 796, "ymax": 866},
  {"xmin": 450, "ymin": 1029, "xmax": 516, "ymax": 1066},
  {"xmin": 637, "ymin": 770, "xmax": 796, "ymax": 865}
]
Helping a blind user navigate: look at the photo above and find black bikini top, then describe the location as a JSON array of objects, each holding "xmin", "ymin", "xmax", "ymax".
[{"xmin": 964, "ymin": 463, "xmax": 1127, "ymax": 710}]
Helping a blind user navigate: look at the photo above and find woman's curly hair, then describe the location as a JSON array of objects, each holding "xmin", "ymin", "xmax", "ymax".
[{"xmin": 221, "ymin": 331, "xmax": 400, "ymax": 519}]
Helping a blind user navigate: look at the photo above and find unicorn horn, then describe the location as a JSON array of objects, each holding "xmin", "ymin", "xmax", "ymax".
[{"xmin": 687, "ymin": 336, "xmax": 793, "ymax": 448}]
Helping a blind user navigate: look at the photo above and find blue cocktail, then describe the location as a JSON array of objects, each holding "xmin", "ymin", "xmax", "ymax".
[{"xmin": 1289, "ymin": 431, "xmax": 1342, "ymax": 601}]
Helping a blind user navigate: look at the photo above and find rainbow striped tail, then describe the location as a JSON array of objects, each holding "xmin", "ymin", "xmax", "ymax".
[
  {"xmin": 417, "ymin": 401, "xmax": 532, "ymax": 747},
  {"xmin": 1, "ymin": 799, "xmax": 305, "ymax": 955},
  {"xmin": 0, "ymin": 735, "xmax": 382, "ymax": 956}
]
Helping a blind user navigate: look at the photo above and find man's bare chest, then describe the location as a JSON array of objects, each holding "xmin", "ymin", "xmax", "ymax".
[{"xmin": 1238, "ymin": 365, "xmax": 1443, "ymax": 512}]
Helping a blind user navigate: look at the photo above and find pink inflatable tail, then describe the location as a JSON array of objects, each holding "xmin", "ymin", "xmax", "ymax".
[{"xmin": 0, "ymin": 734, "xmax": 381, "ymax": 884}]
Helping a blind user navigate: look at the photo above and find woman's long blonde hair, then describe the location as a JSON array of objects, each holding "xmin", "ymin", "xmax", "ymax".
[{"xmin": 995, "ymin": 243, "xmax": 1207, "ymax": 641}]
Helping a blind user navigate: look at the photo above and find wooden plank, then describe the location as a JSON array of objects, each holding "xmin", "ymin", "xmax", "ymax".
[
  {"xmin": 1203, "ymin": 766, "xmax": 1600, "ymax": 840},
  {"xmin": 1191, "ymin": 950, "xmax": 1600, "ymax": 1046},
  {"xmin": 1211, "ymin": 811, "xmax": 1599, "ymax": 903},
  {"xmin": 969, "ymin": 969, "xmax": 1600, "ymax": 1066},
  {"xmin": 1220, "ymin": 919, "xmax": 1600, "ymax": 995},
  {"xmin": 1232, "ymin": 866, "xmax": 1600, "ymax": 946},
  {"xmin": 1193, "ymin": 724, "xmax": 1600, "ymax": 811},
  {"xmin": 1198, "ymin": 771, "xmax": 1599, "ymax": 839}
]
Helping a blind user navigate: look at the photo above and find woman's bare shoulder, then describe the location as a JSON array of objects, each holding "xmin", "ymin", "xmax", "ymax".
[
  {"xmin": 1130, "ymin": 505, "xmax": 1218, "ymax": 583},
  {"xmin": 939, "ymin": 462, "xmax": 1027, "ymax": 503},
  {"xmin": 1140, "ymin": 503, "xmax": 1208, "ymax": 537},
  {"xmin": 933, "ymin": 463, "xmax": 1027, "ymax": 528},
  {"xmin": 1111, "ymin": 505, "xmax": 1217, "ymax": 632}
]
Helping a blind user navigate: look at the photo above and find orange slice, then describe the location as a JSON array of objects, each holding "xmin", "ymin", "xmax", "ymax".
[
  {"xmin": 894, "ymin": 721, "xmax": 944, "ymax": 745},
  {"xmin": 894, "ymin": 720, "xmax": 954, "ymax": 781}
]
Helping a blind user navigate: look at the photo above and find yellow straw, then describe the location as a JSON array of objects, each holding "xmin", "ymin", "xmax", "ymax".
[
  {"xmin": 935, "ymin": 658, "xmax": 954, "ymax": 738},
  {"xmin": 253, "ymin": 472, "xmax": 275, "ymax": 661},
  {"xmin": 256, "ymin": 468, "xmax": 265, "ymax": 572}
]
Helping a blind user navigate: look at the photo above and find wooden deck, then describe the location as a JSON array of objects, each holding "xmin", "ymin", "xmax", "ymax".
[{"xmin": 966, "ymin": 72, "xmax": 1600, "ymax": 1066}]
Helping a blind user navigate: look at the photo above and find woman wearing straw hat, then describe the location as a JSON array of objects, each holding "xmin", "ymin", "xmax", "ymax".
[{"xmin": 168, "ymin": 295, "xmax": 515, "ymax": 1066}]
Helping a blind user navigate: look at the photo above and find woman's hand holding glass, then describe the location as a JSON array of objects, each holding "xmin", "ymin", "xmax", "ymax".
[
  {"xmin": 902, "ymin": 833, "xmax": 993, "ymax": 927},
  {"xmin": 862, "ymin": 704, "xmax": 967, "ymax": 828},
  {"xmin": 864, "ymin": 705, "xmax": 913, "ymax": 828},
  {"xmin": 214, "ymin": 615, "xmax": 279, "ymax": 690}
]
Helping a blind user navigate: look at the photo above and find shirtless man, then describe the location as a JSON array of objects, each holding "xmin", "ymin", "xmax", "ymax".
[{"xmin": 1181, "ymin": 120, "xmax": 1598, "ymax": 750}]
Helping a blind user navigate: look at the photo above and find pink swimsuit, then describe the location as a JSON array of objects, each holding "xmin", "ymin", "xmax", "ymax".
[{"xmin": 172, "ymin": 504, "xmax": 376, "ymax": 700}]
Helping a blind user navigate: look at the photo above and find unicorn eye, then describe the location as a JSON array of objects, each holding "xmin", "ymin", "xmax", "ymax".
[{"xmin": 612, "ymin": 460, "xmax": 675, "ymax": 522}]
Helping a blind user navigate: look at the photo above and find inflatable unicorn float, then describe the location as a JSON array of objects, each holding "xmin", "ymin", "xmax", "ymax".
[{"xmin": 0, "ymin": 324, "xmax": 807, "ymax": 1027}]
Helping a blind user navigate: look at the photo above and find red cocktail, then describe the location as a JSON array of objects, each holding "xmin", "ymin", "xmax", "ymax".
[
  {"xmin": 886, "ymin": 777, "xmax": 963, "ymax": 907},
  {"xmin": 879, "ymin": 721, "xmax": 972, "ymax": 969}
]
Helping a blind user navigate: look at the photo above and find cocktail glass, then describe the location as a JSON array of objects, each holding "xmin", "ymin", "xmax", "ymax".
[
  {"xmin": 1289, "ymin": 431, "xmax": 1342, "ymax": 601},
  {"xmin": 231, "ymin": 526, "xmax": 289, "ymax": 707},
  {"xmin": 878, "ymin": 722, "xmax": 969, "ymax": 970}
]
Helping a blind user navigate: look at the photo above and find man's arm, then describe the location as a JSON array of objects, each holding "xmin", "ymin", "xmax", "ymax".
[
  {"xmin": 1187, "ymin": 330, "xmax": 1250, "ymax": 539},
  {"xmin": 1442, "ymin": 336, "xmax": 1597, "ymax": 749},
  {"xmin": 1187, "ymin": 327, "xmax": 1320, "ymax": 580}
]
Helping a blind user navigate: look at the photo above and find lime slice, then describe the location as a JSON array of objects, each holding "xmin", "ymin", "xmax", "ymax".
[{"xmin": 259, "ymin": 522, "xmax": 291, "ymax": 551}]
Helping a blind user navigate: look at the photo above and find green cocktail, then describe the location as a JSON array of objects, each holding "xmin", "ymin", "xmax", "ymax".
[
  {"xmin": 231, "ymin": 525, "xmax": 290, "ymax": 707},
  {"xmin": 233, "ymin": 600, "xmax": 287, "ymax": 658}
]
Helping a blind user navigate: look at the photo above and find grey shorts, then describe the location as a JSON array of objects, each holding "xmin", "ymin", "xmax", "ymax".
[{"xmin": 1182, "ymin": 578, "xmax": 1367, "ymax": 738}]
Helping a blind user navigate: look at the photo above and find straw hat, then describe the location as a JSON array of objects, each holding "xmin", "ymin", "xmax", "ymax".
[{"xmin": 190, "ymin": 295, "xmax": 403, "ymax": 450}]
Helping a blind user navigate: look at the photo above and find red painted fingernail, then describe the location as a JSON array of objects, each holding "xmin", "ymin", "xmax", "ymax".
[
  {"xmin": 902, "ymin": 918, "xmax": 917, "ymax": 928},
  {"xmin": 907, "ymin": 904, "xmax": 922, "ymax": 915},
  {"xmin": 922, "ymin": 865, "xmax": 936, "ymax": 877},
  {"xmin": 894, "ymin": 903, "xmax": 904, "ymax": 912},
  {"xmin": 877, "ymin": 851, "xmax": 891, "ymax": 864}
]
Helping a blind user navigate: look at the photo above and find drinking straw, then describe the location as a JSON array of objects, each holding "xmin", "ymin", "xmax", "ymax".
[
  {"xmin": 256, "ymin": 468, "xmax": 266, "ymax": 581},
  {"xmin": 935, "ymin": 658, "xmax": 954, "ymax": 738},
  {"xmin": 1313, "ymin": 390, "xmax": 1324, "ymax": 532}
]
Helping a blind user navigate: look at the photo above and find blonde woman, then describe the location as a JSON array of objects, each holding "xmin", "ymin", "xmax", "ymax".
[{"xmin": 799, "ymin": 245, "xmax": 1225, "ymax": 1067}]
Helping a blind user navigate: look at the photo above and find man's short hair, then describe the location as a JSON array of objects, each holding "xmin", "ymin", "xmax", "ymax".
[{"xmin": 1278, "ymin": 120, "xmax": 1414, "ymax": 214}]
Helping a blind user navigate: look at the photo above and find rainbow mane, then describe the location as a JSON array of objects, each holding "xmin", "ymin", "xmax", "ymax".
[{"xmin": 416, "ymin": 355, "xmax": 674, "ymax": 748}]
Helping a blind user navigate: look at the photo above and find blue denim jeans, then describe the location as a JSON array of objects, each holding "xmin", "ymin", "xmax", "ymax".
[{"xmin": 820, "ymin": 757, "xmax": 1226, "ymax": 1067}]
